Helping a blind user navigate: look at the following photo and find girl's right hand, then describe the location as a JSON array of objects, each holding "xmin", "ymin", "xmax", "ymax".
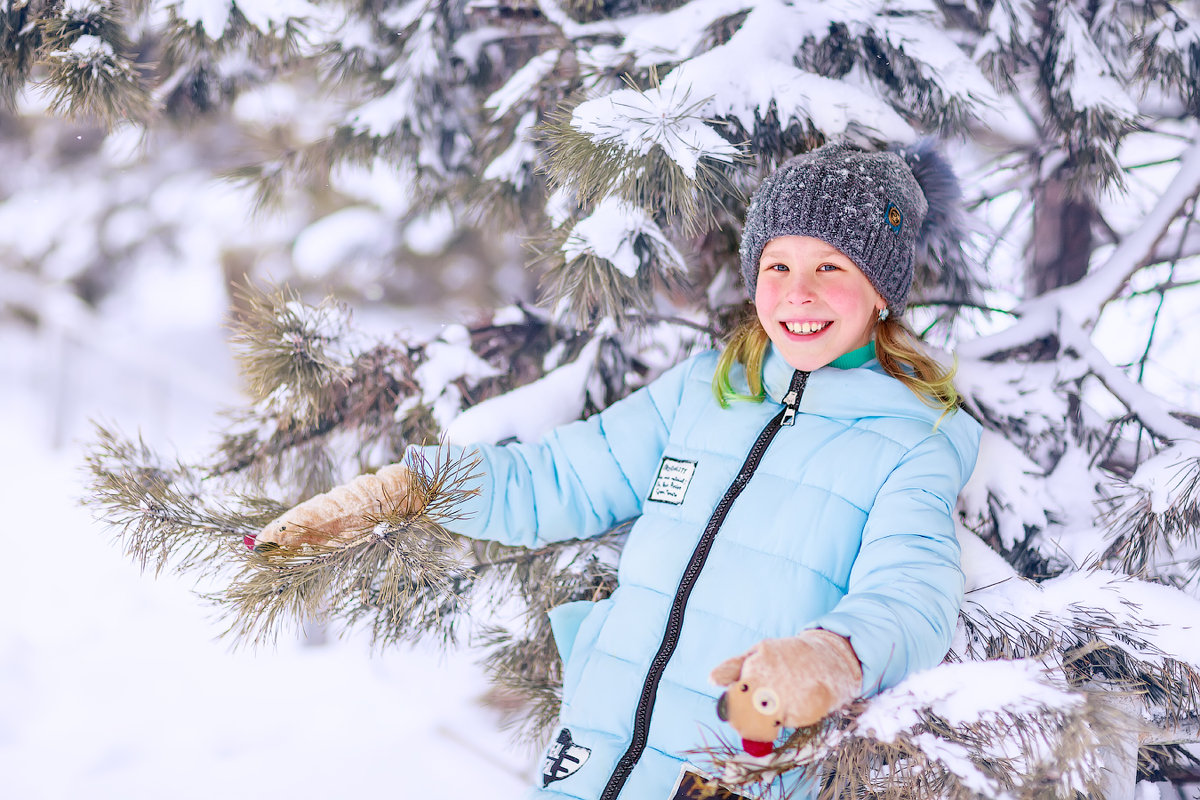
[{"xmin": 251, "ymin": 464, "xmax": 414, "ymax": 551}]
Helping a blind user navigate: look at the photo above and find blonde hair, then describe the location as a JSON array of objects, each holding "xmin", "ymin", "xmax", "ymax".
[{"xmin": 711, "ymin": 311, "xmax": 960, "ymax": 415}]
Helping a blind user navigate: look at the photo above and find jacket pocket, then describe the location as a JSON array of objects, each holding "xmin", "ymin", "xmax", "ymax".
[{"xmin": 549, "ymin": 597, "xmax": 614, "ymax": 701}]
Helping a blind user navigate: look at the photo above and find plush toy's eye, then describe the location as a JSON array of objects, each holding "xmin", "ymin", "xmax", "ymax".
[
  {"xmin": 753, "ymin": 688, "xmax": 779, "ymax": 715},
  {"xmin": 739, "ymin": 683, "xmax": 750, "ymax": 693}
]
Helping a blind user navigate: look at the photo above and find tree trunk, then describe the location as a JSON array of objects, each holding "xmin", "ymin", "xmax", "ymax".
[{"xmin": 1027, "ymin": 173, "xmax": 1095, "ymax": 296}]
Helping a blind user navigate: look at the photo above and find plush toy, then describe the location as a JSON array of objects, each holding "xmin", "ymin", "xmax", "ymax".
[
  {"xmin": 249, "ymin": 463, "xmax": 414, "ymax": 550},
  {"xmin": 711, "ymin": 629, "xmax": 862, "ymax": 756}
]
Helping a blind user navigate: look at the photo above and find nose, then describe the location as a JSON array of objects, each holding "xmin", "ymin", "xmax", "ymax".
[
  {"xmin": 782, "ymin": 273, "xmax": 816, "ymax": 304},
  {"xmin": 716, "ymin": 692, "xmax": 729, "ymax": 721}
]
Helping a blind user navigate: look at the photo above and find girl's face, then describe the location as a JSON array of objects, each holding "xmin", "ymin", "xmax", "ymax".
[{"xmin": 754, "ymin": 235, "xmax": 886, "ymax": 372}]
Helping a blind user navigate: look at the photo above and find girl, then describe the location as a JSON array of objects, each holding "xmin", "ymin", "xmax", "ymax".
[{"xmin": 256, "ymin": 141, "xmax": 982, "ymax": 800}]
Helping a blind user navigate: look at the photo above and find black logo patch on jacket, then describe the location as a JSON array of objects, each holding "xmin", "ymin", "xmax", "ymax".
[{"xmin": 542, "ymin": 728, "xmax": 591, "ymax": 786}]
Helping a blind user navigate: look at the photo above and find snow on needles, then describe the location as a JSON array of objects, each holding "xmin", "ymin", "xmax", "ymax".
[
  {"xmin": 487, "ymin": 50, "xmax": 560, "ymax": 122},
  {"xmin": 854, "ymin": 660, "xmax": 1084, "ymax": 798},
  {"xmin": 571, "ymin": 84, "xmax": 739, "ymax": 180},
  {"xmin": 172, "ymin": 0, "xmax": 323, "ymax": 39},
  {"xmin": 1123, "ymin": 438, "xmax": 1200, "ymax": 516},
  {"xmin": 859, "ymin": 659, "xmax": 1080, "ymax": 742},
  {"xmin": 1054, "ymin": 5, "xmax": 1138, "ymax": 119},
  {"xmin": 562, "ymin": 197, "xmax": 685, "ymax": 278},
  {"xmin": 961, "ymin": 567, "xmax": 1200, "ymax": 670},
  {"xmin": 407, "ymin": 324, "xmax": 501, "ymax": 430}
]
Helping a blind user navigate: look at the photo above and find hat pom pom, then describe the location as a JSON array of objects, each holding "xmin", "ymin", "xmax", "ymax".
[
  {"xmin": 892, "ymin": 138, "xmax": 980, "ymax": 307},
  {"xmin": 894, "ymin": 138, "xmax": 963, "ymax": 254}
]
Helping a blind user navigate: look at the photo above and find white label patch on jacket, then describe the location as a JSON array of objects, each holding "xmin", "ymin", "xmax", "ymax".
[
  {"xmin": 542, "ymin": 728, "xmax": 591, "ymax": 786},
  {"xmin": 649, "ymin": 457, "xmax": 697, "ymax": 505}
]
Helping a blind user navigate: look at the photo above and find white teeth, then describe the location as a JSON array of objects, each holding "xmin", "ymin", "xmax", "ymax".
[{"xmin": 785, "ymin": 321, "xmax": 829, "ymax": 335}]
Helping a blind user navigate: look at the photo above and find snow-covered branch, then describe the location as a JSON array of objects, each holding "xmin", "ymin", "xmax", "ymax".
[
  {"xmin": 1057, "ymin": 320, "xmax": 1200, "ymax": 443},
  {"xmin": 1023, "ymin": 140, "xmax": 1200, "ymax": 328}
]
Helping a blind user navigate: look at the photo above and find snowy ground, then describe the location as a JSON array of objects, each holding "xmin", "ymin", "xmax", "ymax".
[{"xmin": 0, "ymin": 305, "xmax": 533, "ymax": 799}]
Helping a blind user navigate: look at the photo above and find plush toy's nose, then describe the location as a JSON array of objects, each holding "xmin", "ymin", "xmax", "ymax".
[{"xmin": 716, "ymin": 691, "xmax": 730, "ymax": 722}]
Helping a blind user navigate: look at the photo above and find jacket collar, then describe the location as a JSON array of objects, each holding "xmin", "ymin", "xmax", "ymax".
[
  {"xmin": 758, "ymin": 342, "xmax": 979, "ymax": 477},
  {"xmin": 763, "ymin": 343, "xmax": 933, "ymax": 424}
]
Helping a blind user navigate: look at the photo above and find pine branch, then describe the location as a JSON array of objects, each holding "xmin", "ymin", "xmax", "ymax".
[
  {"xmin": 39, "ymin": 1, "xmax": 155, "ymax": 124},
  {"xmin": 472, "ymin": 525, "xmax": 625, "ymax": 745},
  {"xmin": 84, "ymin": 425, "xmax": 274, "ymax": 576},
  {"xmin": 0, "ymin": 0, "xmax": 41, "ymax": 109},
  {"xmin": 1021, "ymin": 139, "xmax": 1200, "ymax": 330},
  {"xmin": 1101, "ymin": 444, "xmax": 1200, "ymax": 579},
  {"xmin": 958, "ymin": 575, "xmax": 1200, "ymax": 726},
  {"xmin": 535, "ymin": 224, "xmax": 691, "ymax": 329},
  {"xmin": 699, "ymin": 661, "xmax": 1123, "ymax": 800},
  {"xmin": 214, "ymin": 447, "xmax": 483, "ymax": 647},
  {"xmin": 541, "ymin": 81, "xmax": 745, "ymax": 236},
  {"xmin": 215, "ymin": 285, "xmax": 422, "ymax": 487},
  {"xmin": 230, "ymin": 284, "xmax": 357, "ymax": 412}
]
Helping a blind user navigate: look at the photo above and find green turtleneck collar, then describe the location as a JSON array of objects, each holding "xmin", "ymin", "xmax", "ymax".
[{"xmin": 829, "ymin": 340, "xmax": 876, "ymax": 370}]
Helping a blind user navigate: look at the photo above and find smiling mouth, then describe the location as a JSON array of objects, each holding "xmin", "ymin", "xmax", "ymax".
[{"xmin": 783, "ymin": 321, "xmax": 831, "ymax": 335}]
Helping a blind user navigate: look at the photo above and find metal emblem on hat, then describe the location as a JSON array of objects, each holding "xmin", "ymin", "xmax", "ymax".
[{"xmin": 885, "ymin": 202, "xmax": 903, "ymax": 232}]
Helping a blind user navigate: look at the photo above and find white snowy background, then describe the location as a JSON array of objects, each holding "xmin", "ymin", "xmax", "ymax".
[
  {"xmin": 4, "ymin": 0, "xmax": 1200, "ymax": 794},
  {"xmin": 0, "ymin": 253, "xmax": 532, "ymax": 798}
]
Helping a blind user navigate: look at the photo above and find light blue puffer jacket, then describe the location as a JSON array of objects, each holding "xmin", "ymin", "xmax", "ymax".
[{"xmin": 412, "ymin": 343, "xmax": 981, "ymax": 800}]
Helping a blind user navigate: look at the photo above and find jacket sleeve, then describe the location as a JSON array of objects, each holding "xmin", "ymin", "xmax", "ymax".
[
  {"xmin": 404, "ymin": 356, "xmax": 695, "ymax": 548},
  {"xmin": 804, "ymin": 419, "xmax": 981, "ymax": 696}
]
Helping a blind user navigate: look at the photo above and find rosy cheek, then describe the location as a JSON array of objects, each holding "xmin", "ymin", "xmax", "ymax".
[
  {"xmin": 825, "ymin": 286, "xmax": 872, "ymax": 317},
  {"xmin": 754, "ymin": 281, "xmax": 779, "ymax": 309}
]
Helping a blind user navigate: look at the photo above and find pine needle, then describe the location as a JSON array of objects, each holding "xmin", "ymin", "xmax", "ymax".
[{"xmin": 213, "ymin": 446, "xmax": 483, "ymax": 648}]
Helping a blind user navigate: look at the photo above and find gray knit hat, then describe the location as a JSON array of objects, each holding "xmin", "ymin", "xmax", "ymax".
[{"xmin": 739, "ymin": 140, "xmax": 962, "ymax": 315}]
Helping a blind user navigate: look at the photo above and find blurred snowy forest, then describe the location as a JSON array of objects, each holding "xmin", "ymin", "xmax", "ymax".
[{"xmin": 5, "ymin": 0, "xmax": 1200, "ymax": 797}]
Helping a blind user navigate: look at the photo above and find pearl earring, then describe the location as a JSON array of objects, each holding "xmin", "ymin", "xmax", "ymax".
[{"xmin": 878, "ymin": 308, "xmax": 890, "ymax": 322}]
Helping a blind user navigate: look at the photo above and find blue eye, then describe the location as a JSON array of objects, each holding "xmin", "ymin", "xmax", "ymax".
[{"xmin": 817, "ymin": 263, "xmax": 839, "ymax": 271}]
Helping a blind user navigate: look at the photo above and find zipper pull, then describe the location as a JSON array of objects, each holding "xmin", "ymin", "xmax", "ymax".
[
  {"xmin": 780, "ymin": 371, "xmax": 808, "ymax": 427},
  {"xmin": 781, "ymin": 390, "xmax": 799, "ymax": 426}
]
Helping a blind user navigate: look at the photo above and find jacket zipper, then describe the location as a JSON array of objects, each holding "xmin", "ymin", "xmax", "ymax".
[{"xmin": 600, "ymin": 369, "xmax": 809, "ymax": 799}]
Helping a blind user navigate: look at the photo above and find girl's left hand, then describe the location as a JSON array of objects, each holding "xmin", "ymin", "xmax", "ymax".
[{"xmin": 710, "ymin": 629, "xmax": 862, "ymax": 754}]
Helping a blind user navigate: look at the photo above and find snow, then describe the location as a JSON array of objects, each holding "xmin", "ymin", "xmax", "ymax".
[
  {"xmin": 484, "ymin": 112, "xmax": 539, "ymax": 190},
  {"xmin": 624, "ymin": 0, "xmax": 954, "ymax": 143},
  {"xmin": 961, "ymin": 567, "xmax": 1200, "ymax": 671},
  {"xmin": 619, "ymin": 0, "xmax": 752, "ymax": 68},
  {"xmin": 487, "ymin": 50, "xmax": 561, "ymax": 121},
  {"xmin": 866, "ymin": 14, "xmax": 1000, "ymax": 109},
  {"xmin": 1055, "ymin": 6, "xmax": 1138, "ymax": 119},
  {"xmin": 1126, "ymin": 440, "xmax": 1200, "ymax": 515},
  {"xmin": 571, "ymin": 85, "xmax": 739, "ymax": 179},
  {"xmin": 404, "ymin": 206, "xmax": 458, "ymax": 255},
  {"xmin": 68, "ymin": 34, "xmax": 114, "ymax": 59},
  {"xmin": 958, "ymin": 430, "xmax": 1055, "ymax": 549},
  {"xmin": 412, "ymin": 324, "xmax": 503, "ymax": 429},
  {"xmin": 172, "ymin": 0, "xmax": 233, "ymax": 38},
  {"xmin": 857, "ymin": 660, "xmax": 1082, "ymax": 743},
  {"xmin": 562, "ymin": 197, "xmax": 684, "ymax": 278},
  {"xmin": 236, "ymin": 0, "xmax": 324, "ymax": 36},
  {"xmin": 446, "ymin": 338, "xmax": 601, "ymax": 445},
  {"xmin": 293, "ymin": 206, "xmax": 395, "ymax": 279},
  {"xmin": 0, "ymin": 310, "xmax": 531, "ymax": 800}
]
